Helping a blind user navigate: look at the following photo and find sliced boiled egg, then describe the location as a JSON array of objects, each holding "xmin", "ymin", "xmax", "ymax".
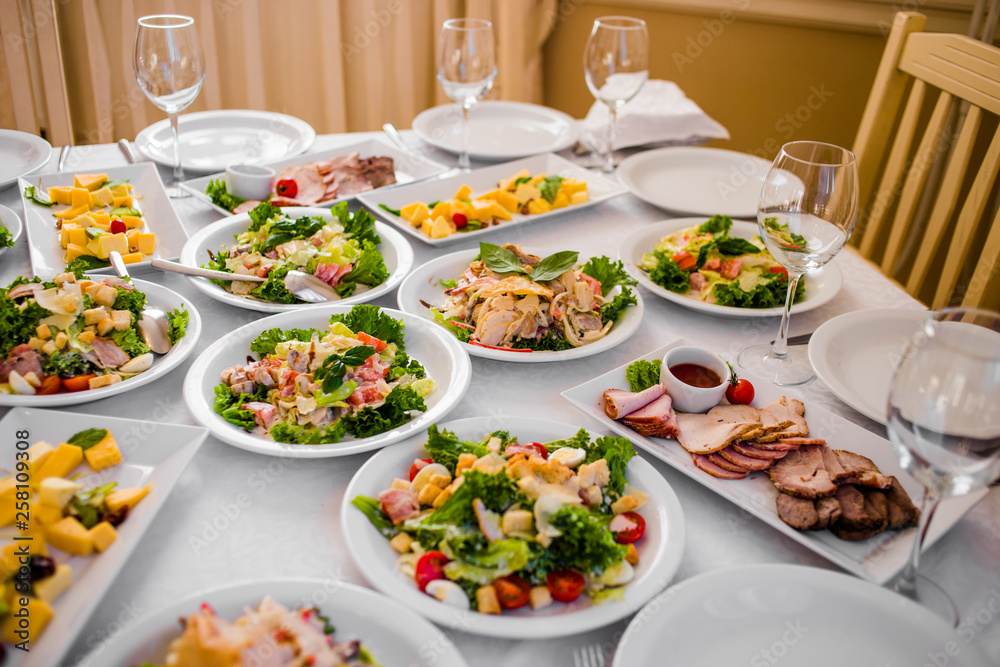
[
  {"xmin": 425, "ymin": 580, "xmax": 471, "ymax": 609},
  {"xmin": 549, "ymin": 447, "xmax": 586, "ymax": 468}
]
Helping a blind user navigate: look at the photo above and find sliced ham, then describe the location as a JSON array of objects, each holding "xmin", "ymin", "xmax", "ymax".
[
  {"xmin": 675, "ymin": 409, "xmax": 762, "ymax": 455},
  {"xmin": 731, "ymin": 441, "xmax": 789, "ymax": 461},
  {"xmin": 708, "ymin": 452, "xmax": 751, "ymax": 473},
  {"xmin": 603, "ymin": 384, "xmax": 665, "ymax": 420},
  {"xmin": 100, "ymin": 276, "xmax": 135, "ymax": 291},
  {"xmin": 621, "ymin": 395, "xmax": 680, "ymax": 438},
  {"xmin": 6, "ymin": 283, "xmax": 43, "ymax": 300},
  {"xmin": 754, "ymin": 440, "xmax": 804, "ymax": 451},
  {"xmin": 233, "ymin": 200, "xmax": 261, "ymax": 215},
  {"xmin": 757, "ymin": 397, "xmax": 809, "ymax": 442},
  {"xmin": 689, "ymin": 272, "xmax": 705, "ymax": 292},
  {"xmin": 243, "ymin": 401, "xmax": 276, "ymax": 429},
  {"xmin": 277, "ymin": 164, "xmax": 327, "ymax": 204},
  {"xmin": 89, "ymin": 337, "xmax": 130, "ymax": 369},
  {"xmin": 0, "ymin": 344, "xmax": 43, "ymax": 383},
  {"xmin": 692, "ymin": 453, "xmax": 749, "ymax": 480},
  {"xmin": 378, "ymin": 488, "xmax": 420, "ymax": 525},
  {"xmin": 776, "ymin": 438, "xmax": 825, "ymax": 446},
  {"xmin": 717, "ymin": 446, "xmax": 774, "ymax": 471}
]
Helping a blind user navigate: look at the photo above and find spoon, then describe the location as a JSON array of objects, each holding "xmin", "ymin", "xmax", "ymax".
[
  {"xmin": 149, "ymin": 258, "xmax": 342, "ymax": 303},
  {"xmin": 118, "ymin": 138, "xmax": 139, "ymax": 164},
  {"xmin": 108, "ymin": 251, "xmax": 173, "ymax": 354},
  {"xmin": 382, "ymin": 123, "xmax": 414, "ymax": 153}
]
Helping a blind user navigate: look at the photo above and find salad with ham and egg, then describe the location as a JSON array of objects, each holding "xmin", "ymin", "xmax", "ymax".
[
  {"xmin": 214, "ymin": 305, "xmax": 434, "ymax": 445},
  {"xmin": 0, "ymin": 273, "xmax": 188, "ymax": 396},
  {"xmin": 202, "ymin": 202, "xmax": 390, "ymax": 304},
  {"xmin": 352, "ymin": 426, "xmax": 648, "ymax": 615},
  {"xmin": 639, "ymin": 215, "xmax": 805, "ymax": 309}
]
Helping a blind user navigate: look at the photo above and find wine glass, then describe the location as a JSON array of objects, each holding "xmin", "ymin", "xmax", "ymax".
[
  {"xmin": 737, "ymin": 141, "xmax": 859, "ymax": 385},
  {"xmin": 437, "ymin": 18, "xmax": 497, "ymax": 171},
  {"xmin": 583, "ymin": 16, "xmax": 649, "ymax": 173},
  {"xmin": 133, "ymin": 15, "xmax": 206, "ymax": 197},
  {"xmin": 887, "ymin": 308, "xmax": 1000, "ymax": 624}
]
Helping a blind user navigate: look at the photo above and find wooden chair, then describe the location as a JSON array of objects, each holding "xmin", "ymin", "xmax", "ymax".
[{"xmin": 851, "ymin": 11, "xmax": 1000, "ymax": 309}]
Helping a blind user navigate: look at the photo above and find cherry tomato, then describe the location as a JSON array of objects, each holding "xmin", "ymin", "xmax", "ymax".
[
  {"xmin": 452, "ymin": 213, "xmax": 468, "ymax": 229},
  {"xmin": 415, "ymin": 551, "xmax": 450, "ymax": 592},
  {"xmin": 493, "ymin": 574, "xmax": 531, "ymax": 609},
  {"xmin": 36, "ymin": 375, "xmax": 62, "ymax": 395},
  {"xmin": 610, "ymin": 511, "xmax": 646, "ymax": 544},
  {"xmin": 275, "ymin": 179, "xmax": 298, "ymax": 198},
  {"xmin": 109, "ymin": 219, "xmax": 127, "ymax": 235},
  {"xmin": 61, "ymin": 374, "xmax": 95, "ymax": 393},
  {"xmin": 727, "ymin": 378, "xmax": 755, "ymax": 405},
  {"xmin": 504, "ymin": 442, "xmax": 548, "ymax": 459},
  {"xmin": 768, "ymin": 265, "xmax": 789, "ymax": 279},
  {"xmin": 409, "ymin": 458, "xmax": 433, "ymax": 482},
  {"xmin": 546, "ymin": 570, "xmax": 585, "ymax": 603}
]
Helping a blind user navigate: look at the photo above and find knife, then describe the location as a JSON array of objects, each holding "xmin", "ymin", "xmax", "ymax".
[{"xmin": 771, "ymin": 333, "xmax": 813, "ymax": 346}]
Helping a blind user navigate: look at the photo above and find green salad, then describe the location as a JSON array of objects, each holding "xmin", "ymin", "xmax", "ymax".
[{"xmin": 640, "ymin": 215, "xmax": 805, "ymax": 309}]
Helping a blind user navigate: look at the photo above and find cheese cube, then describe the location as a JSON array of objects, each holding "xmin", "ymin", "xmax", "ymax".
[
  {"xmin": 0, "ymin": 500, "xmax": 14, "ymax": 528},
  {"xmin": 388, "ymin": 532, "xmax": 413, "ymax": 553},
  {"xmin": 514, "ymin": 183, "xmax": 541, "ymax": 205},
  {"xmin": 453, "ymin": 184, "xmax": 473, "ymax": 201},
  {"xmin": 47, "ymin": 186, "xmax": 73, "ymax": 205},
  {"xmin": 551, "ymin": 192, "xmax": 569, "ymax": 210},
  {"xmin": 400, "ymin": 202, "xmax": 429, "ymax": 224},
  {"xmin": 45, "ymin": 516, "xmax": 93, "ymax": 556},
  {"xmin": 527, "ymin": 199, "xmax": 552, "ymax": 215},
  {"xmin": 428, "ymin": 216, "xmax": 455, "ymax": 239},
  {"xmin": 70, "ymin": 187, "xmax": 92, "ymax": 209},
  {"xmin": 1, "ymin": 597, "xmax": 53, "ymax": 643},
  {"xmin": 88, "ymin": 521, "xmax": 118, "ymax": 552},
  {"xmin": 34, "ymin": 504, "xmax": 64, "ymax": 526},
  {"xmin": 470, "ymin": 200, "xmax": 495, "ymax": 223},
  {"xmin": 109, "ymin": 183, "xmax": 130, "ymax": 198},
  {"xmin": 64, "ymin": 243, "xmax": 87, "ymax": 262},
  {"xmin": 96, "ymin": 233, "xmax": 128, "ymax": 259},
  {"xmin": 67, "ymin": 225, "xmax": 86, "ymax": 247},
  {"xmin": 529, "ymin": 586, "xmax": 553, "ymax": 610},
  {"xmin": 478, "ymin": 189, "xmax": 501, "ymax": 200},
  {"xmin": 120, "ymin": 215, "xmax": 144, "ymax": 229},
  {"xmin": 39, "ymin": 477, "xmax": 83, "ymax": 508},
  {"xmin": 104, "ymin": 483, "xmax": 152, "ymax": 513},
  {"xmin": 120, "ymin": 252, "xmax": 143, "ymax": 264},
  {"xmin": 127, "ymin": 231, "xmax": 155, "ymax": 255},
  {"xmin": 499, "ymin": 169, "xmax": 530, "ymax": 191},
  {"xmin": 429, "ymin": 200, "xmax": 451, "ymax": 220},
  {"xmin": 33, "ymin": 565, "xmax": 72, "ymax": 603},
  {"xmin": 73, "ymin": 173, "xmax": 108, "ymax": 191},
  {"xmin": 496, "ymin": 192, "xmax": 520, "ymax": 213},
  {"xmin": 570, "ymin": 191, "xmax": 589, "ymax": 206},
  {"xmin": 25, "ymin": 442, "xmax": 56, "ymax": 475},
  {"xmin": 83, "ymin": 432, "xmax": 122, "ymax": 471},
  {"xmin": 530, "ymin": 173, "xmax": 547, "ymax": 184},
  {"xmin": 487, "ymin": 202, "xmax": 512, "ymax": 221},
  {"xmin": 34, "ymin": 443, "xmax": 84, "ymax": 481},
  {"xmin": 89, "ymin": 209, "xmax": 111, "ymax": 227},
  {"xmin": 112, "ymin": 195, "xmax": 133, "ymax": 208},
  {"xmin": 90, "ymin": 186, "xmax": 114, "ymax": 207},
  {"xmin": 54, "ymin": 205, "xmax": 90, "ymax": 220},
  {"xmin": 564, "ymin": 178, "xmax": 587, "ymax": 194}
]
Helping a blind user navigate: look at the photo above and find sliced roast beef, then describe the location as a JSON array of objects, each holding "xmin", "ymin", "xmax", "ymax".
[
  {"xmin": 776, "ymin": 493, "xmax": 821, "ymax": 530},
  {"xmin": 815, "ymin": 496, "xmax": 842, "ymax": 529},
  {"xmin": 708, "ymin": 452, "xmax": 751, "ymax": 473},
  {"xmin": 833, "ymin": 450, "xmax": 893, "ymax": 489},
  {"xmin": 830, "ymin": 485, "xmax": 889, "ymax": 541},
  {"xmin": 767, "ymin": 444, "xmax": 838, "ymax": 498},
  {"xmin": 359, "ymin": 156, "xmax": 396, "ymax": 188},
  {"xmin": 717, "ymin": 446, "xmax": 774, "ymax": 471},
  {"xmin": 675, "ymin": 411, "xmax": 763, "ymax": 455},
  {"xmin": 884, "ymin": 477, "xmax": 921, "ymax": 529},
  {"xmin": 731, "ymin": 441, "xmax": 789, "ymax": 460},
  {"xmin": 755, "ymin": 440, "xmax": 804, "ymax": 451},
  {"xmin": 756, "ymin": 396, "xmax": 807, "ymax": 442},
  {"xmin": 622, "ymin": 395, "xmax": 680, "ymax": 437},
  {"xmin": 0, "ymin": 344, "xmax": 44, "ymax": 383},
  {"xmin": 775, "ymin": 438, "xmax": 826, "ymax": 446},
  {"xmin": 692, "ymin": 453, "xmax": 749, "ymax": 480}
]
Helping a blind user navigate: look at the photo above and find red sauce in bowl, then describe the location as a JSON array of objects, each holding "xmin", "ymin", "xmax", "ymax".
[{"xmin": 669, "ymin": 363, "xmax": 722, "ymax": 388}]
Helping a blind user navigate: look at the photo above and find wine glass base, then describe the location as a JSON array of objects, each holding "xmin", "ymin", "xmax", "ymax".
[
  {"xmin": 892, "ymin": 574, "xmax": 959, "ymax": 627},
  {"xmin": 737, "ymin": 343, "xmax": 815, "ymax": 386},
  {"xmin": 165, "ymin": 184, "xmax": 191, "ymax": 199}
]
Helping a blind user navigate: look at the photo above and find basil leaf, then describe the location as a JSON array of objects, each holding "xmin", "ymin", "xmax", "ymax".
[
  {"xmin": 538, "ymin": 176, "xmax": 564, "ymax": 204},
  {"xmin": 480, "ymin": 243, "xmax": 527, "ymax": 275},
  {"xmin": 314, "ymin": 345, "xmax": 376, "ymax": 393},
  {"xmin": 529, "ymin": 250, "xmax": 579, "ymax": 282},
  {"xmin": 513, "ymin": 176, "xmax": 531, "ymax": 187},
  {"xmin": 104, "ymin": 178, "xmax": 130, "ymax": 188},
  {"xmin": 714, "ymin": 237, "xmax": 761, "ymax": 256},
  {"xmin": 696, "ymin": 241, "xmax": 717, "ymax": 269},
  {"xmin": 67, "ymin": 428, "xmax": 108, "ymax": 451},
  {"xmin": 342, "ymin": 345, "xmax": 377, "ymax": 366}
]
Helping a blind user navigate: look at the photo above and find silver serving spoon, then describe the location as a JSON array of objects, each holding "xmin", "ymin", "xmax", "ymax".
[
  {"xmin": 108, "ymin": 251, "xmax": 173, "ymax": 354},
  {"xmin": 149, "ymin": 258, "xmax": 342, "ymax": 303}
]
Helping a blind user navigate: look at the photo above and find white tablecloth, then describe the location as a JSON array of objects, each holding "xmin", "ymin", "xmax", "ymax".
[{"xmin": 1, "ymin": 133, "xmax": 997, "ymax": 666}]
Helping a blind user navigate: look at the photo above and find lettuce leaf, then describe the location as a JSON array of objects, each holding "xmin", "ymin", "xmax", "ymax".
[
  {"xmin": 625, "ymin": 359, "xmax": 661, "ymax": 393},
  {"xmin": 249, "ymin": 326, "xmax": 322, "ymax": 357},
  {"xmin": 580, "ymin": 256, "xmax": 637, "ymax": 296},
  {"xmin": 344, "ymin": 385, "xmax": 425, "ymax": 439},
  {"xmin": 422, "ymin": 425, "xmax": 490, "ymax": 473},
  {"xmin": 647, "ymin": 250, "xmax": 690, "ymax": 293},
  {"xmin": 329, "ymin": 305, "xmax": 405, "ymax": 349}
]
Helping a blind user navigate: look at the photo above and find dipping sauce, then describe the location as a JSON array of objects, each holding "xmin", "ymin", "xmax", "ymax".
[{"xmin": 669, "ymin": 363, "xmax": 723, "ymax": 388}]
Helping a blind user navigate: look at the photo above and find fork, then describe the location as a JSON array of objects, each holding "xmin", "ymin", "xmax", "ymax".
[{"xmin": 572, "ymin": 643, "xmax": 607, "ymax": 667}]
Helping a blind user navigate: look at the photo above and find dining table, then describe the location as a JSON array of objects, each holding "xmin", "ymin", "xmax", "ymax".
[{"xmin": 1, "ymin": 131, "xmax": 998, "ymax": 666}]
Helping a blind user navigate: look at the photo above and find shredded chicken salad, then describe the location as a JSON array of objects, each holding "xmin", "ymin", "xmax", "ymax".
[
  {"xmin": 203, "ymin": 201, "xmax": 389, "ymax": 304},
  {"xmin": 428, "ymin": 243, "xmax": 638, "ymax": 352},
  {"xmin": 214, "ymin": 305, "xmax": 434, "ymax": 445},
  {"xmin": 153, "ymin": 597, "xmax": 380, "ymax": 666}
]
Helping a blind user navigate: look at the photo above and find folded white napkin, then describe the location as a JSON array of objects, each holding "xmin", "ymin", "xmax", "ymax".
[{"xmin": 579, "ymin": 80, "xmax": 729, "ymax": 151}]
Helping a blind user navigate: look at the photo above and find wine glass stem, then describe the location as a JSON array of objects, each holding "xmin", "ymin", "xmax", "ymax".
[
  {"xmin": 897, "ymin": 486, "xmax": 943, "ymax": 600},
  {"xmin": 459, "ymin": 103, "xmax": 472, "ymax": 171},
  {"xmin": 771, "ymin": 271, "xmax": 803, "ymax": 357},
  {"xmin": 169, "ymin": 112, "xmax": 184, "ymax": 185},
  {"xmin": 604, "ymin": 106, "xmax": 618, "ymax": 173}
]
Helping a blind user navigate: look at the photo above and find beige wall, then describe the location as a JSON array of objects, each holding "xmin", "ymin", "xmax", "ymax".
[{"xmin": 542, "ymin": 3, "xmax": 889, "ymax": 159}]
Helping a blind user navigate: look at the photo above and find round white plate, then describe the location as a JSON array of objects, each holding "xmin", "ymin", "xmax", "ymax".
[
  {"xmin": 0, "ymin": 129, "xmax": 52, "ymax": 190},
  {"xmin": 396, "ymin": 248, "xmax": 644, "ymax": 362},
  {"xmin": 87, "ymin": 578, "xmax": 468, "ymax": 667},
  {"xmin": 412, "ymin": 101, "xmax": 579, "ymax": 161},
  {"xmin": 613, "ymin": 564, "xmax": 989, "ymax": 667},
  {"xmin": 808, "ymin": 308, "xmax": 928, "ymax": 424},
  {"xmin": 135, "ymin": 110, "xmax": 315, "ymax": 172},
  {"xmin": 179, "ymin": 206, "xmax": 415, "ymax": 313},
  {"xmin": 618, "ymin": 218, "xmax": 842, "ymax": 318},
  {"xmin": 342, "ymin": 416, "xmax": 686, "ymax": 639},
  {"xmin": 183, "ymin": 305, "xmax": 471, "ymax": 458},
  {"xmin": 0, "ymin": 279, "xmax": 202, "ymax": 407},
  {"xmin": 0, "ymin": 204, "xmax": 23, "ymax": 258},
  {"xmin": 616, "ymin": 147, "xmax": 772, "ymax": 218}
]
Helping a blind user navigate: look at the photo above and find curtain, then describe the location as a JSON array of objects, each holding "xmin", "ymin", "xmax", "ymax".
[{"xmin": 0, "ymin": 0, "xmax": 557, "ymax": 145}]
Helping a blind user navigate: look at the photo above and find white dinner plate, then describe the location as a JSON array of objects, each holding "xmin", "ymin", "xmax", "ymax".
[
  {"xmin": 18, "ymin": 164, "xmax": 189, "ymax": 277},
  {"xmin": 619, "ymin": 218, "xmax": 842, "ymax": 318},
  {"xmin": 396, "ymin": 248, "xmax": 644, "ymax": 363},
  {"xmin": 613, "ymin": 564, "xmax": 990, "ymax": 667},
  {"xmin": 412, "ymin": 101, "xmax": 579, "ymax": 160},
  {"xmin": 808, "ymin": 308, "xmax": 929, "ymax": 424},
  {"xmin": 134, "ymin": 110, "xmax": 315, "ymax": 173},
  {"xmin": 179, "ymin": 206, "xmax": 415, "ymax": 313},
  {"xmin": 342, "ymin": 416, "xmax": 686, "ymax": 638},
  {"xmin": 0, "ymin": 129, "xmax": 52, "ymax": 190},
  {"xmin": 85, "ymin": 578, "xmax": 468, "ymax": 667},
  {"xmin": 359, "ymin": 153, "xmax": 627, "ymax": 246},
  {"xmin": 616, "ymin": 147, "xmax": 772, "ymax": 218},
  {"xmin": 0, "ymin": 278, "xmax": 201, "ymax": 407},
  {"xmin": 179, "ymin": 137, "xmax": 451, "ymax": 215},
  {"xmin": 0, "ymin": 408, "xmax": 207, "ymax": 667},
  {"xmin": 561, "ymin": 338, "xmax": 987, "ymax": 584},
  {"xmin": 0, "ymin": 204, "xmax": 23, "ymax": 258},
  {"xmin": 183, "ymin": 305, "xmax": 471, "ymax": 458}
]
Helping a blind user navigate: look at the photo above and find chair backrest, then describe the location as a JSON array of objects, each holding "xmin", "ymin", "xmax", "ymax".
[{"xmin": 851, "ymin": 11, "xmax": 1000, "ymax": 309}]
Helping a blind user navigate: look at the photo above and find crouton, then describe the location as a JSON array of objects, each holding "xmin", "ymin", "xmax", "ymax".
[
  {"xmin": 517, "ymin": 475, "xmax": 540, "ymax": 497},
  {"xmin": 625, "ymin": 543, "xmax": 639, "ymax": 565},
  {"xmin": 501, "ymin": 509, "xmax": 533, "ymax": 535},
  {"xmin": 535, "ymin": 459, "xmax": 574, "ymax": 484},
  {"xmin": 578, "ymin": 459, "xmax": 610, "ymax": 488},
  {"xmin": 110, "ymin": 309, "xmax": 132, "ymax": 331},
  {"xmin": 477, "ymin": 586, "xmax": 501, "ymax": 614},
  {"xmin": 390, "ymin": 478, "xmax": 411, "ymax": 491},
  {"xmin": 486, "ymin": 436, "xmax": 502, "ymax": 454},
  {"xmin": 88, "ymin": 374, "xmax": 121, "ymax": 389},
  {"xmin": 530, "ymin": 586, "xmax": 553, "ymax": 610},
  {"xmin": 417, "ymin": 483, "xmax": 442, "ymax": 506},
  {"xmin": 428, "ymin": 473, "xmax": 451, "ymax": 489},
  {"xmin": 472, "ymin": 453, "xmax": 506, "ymax": 475},
  {"xmin": 611, "ymin": 495, "xmax": 642, "ymax": 515},
  {"xmin": 389, "ymin": 533, "xmax": 414, "ymax": 554},
  {"xmin": 83, "ymin": 307, "xmax": 107, "ymax": 325},
  {"xmin": 94, "ymin": 285, "xmax": 118, "ymax": 307},
  {"xmin": 506, "ymin": 454, "xmax": 532, "ymax": 479},
  {"xmin": 456, "ymin": 453, "xmax": 478, "ymax": 474},
  {"xmin": 535, "ymin": 532, "xmax": 553, "ymax": 548}
]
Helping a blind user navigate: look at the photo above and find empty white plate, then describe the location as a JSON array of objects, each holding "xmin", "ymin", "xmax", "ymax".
[
  {"xmin": 0, "ymin": 129, "xmax": 52, "ymax": 190},
  {"xmin": 412, "ymin": 101, "xmax": 579, "ymax": 160},
  {"xmin": 808, "ymin": 308, "xmax": 929, "ymax": 424},
  {"xmin": 134, "ymin": 110, "xmax": 315, "ymax": 172},
  {"xmin": 616, "ymin": 147, "xmax": 772, "ymax": 218},
  {"xmin": 613, "ymin": 564, "xmax": 990, "ymax": 667}
]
